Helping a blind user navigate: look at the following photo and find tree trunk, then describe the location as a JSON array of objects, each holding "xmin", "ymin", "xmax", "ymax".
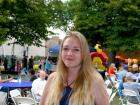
[{"xmin": 108, "ymin": 51, "xmax": 116, "ymax": 65}]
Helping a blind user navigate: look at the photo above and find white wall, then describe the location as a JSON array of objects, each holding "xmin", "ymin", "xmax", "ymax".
[
  {"xmin": 0, "ymin": 29, "xmax": 66, "ymax": 58},
  {"xmin": 0, "ymin": 40, "xmax": 45, "ymax": 58}
]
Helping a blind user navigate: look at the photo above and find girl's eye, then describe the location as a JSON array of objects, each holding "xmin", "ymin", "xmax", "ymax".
[
  {"xmin": 62, "ymin": 47, "xmax": 69, "ymax": 51},
  {"xmin": 62, "ymin": 47, "xmax": 81, "ymax": 53},
  {"xmin": 73, "ymin": 48, "xmax": 80, "ymax": 52}
]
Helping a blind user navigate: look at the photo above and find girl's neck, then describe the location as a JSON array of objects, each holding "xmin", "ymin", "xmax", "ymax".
[
  {"xmin": 67, "ymin": 72, "xmax": 79, "ymax": 88},
  {"xmin": 67, "ymin": 66, "xmax": 80, "ymax": 82}
]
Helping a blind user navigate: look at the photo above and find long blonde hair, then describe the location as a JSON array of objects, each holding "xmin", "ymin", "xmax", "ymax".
[{"xmin": 45, "ymin": 31, "xmax": 97, "ymax": 105}]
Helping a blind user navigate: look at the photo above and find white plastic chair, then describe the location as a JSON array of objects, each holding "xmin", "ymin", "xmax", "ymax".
[
  {"xmin": 0, "ymin": 91, "xmax": 7, "ymax": 105},
  {"xmin": 10, "ymin": 89, "xmax": 21, "ymax": 97},
  {"xmin": 9, "ymin": 89, "xmax": 21, "ymax": 104},
  {"xmin": 105, "ymin": 79, "xmax": 111, "ymax": 88},
  {"xmin": 10, "ymin": 89, "xmax": 37, "ymax": 105},
  {"xmin": 105, "ymin": 72, "xmax": 115, "ymax": 88},
  {"xmin": 14, "ymin": 97, "xmax": 37, "ymax": 105},
  {"xmin": 107, "ymin": 88, "xmax": 112, "ymax": 97},
  {"xmin": 123, "ymin": 89, "xmax": 140, "ymax": 105},
  {"xmin": 31, "ymin": 88, "xmax": 39, "ymax": 104}
]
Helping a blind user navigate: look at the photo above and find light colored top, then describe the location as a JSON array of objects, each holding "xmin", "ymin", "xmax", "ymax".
[
  {"xmin": 32, "ymin": 78, "xmax": 47, "ymax": 98},
  {"xmin": 123, "ymin": 82, "xmax": 140, "ymax": 94},
  {"xmin": 117, "ymin": 69, "xmax": 128, "ymax": 82}
]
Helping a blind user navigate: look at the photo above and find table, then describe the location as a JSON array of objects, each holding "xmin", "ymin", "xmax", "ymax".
[
  {"xmin": 0, "ymin": 81, "xmax": 32, "ymax": 104},
  {"xmin": 0, "ymin": 81, "xmax": 32, "ymax": 89}
]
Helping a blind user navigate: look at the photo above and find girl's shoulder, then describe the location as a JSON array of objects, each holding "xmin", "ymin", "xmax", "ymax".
[
  {"xmin": 93, "ymin": 72, "xmax": 109, "ymax": 105},
  {"xmin": 47, "ymin": 72, "xmax": 57, "ymax": 81}
]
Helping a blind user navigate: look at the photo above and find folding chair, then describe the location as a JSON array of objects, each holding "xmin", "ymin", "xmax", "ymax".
[
  {"xmin": 0, "ymin": 91, "xmax": 7, "ymax": 105},
  {"xmin": 106, "ymin": 88, "xmax": 112, "ymax": 97},
  {"xmin": 105, "ymin": 72, "xmax": 115, "ymax": 88},
  {"xmin": 31, "ymin": 89, "xmax": 39, "ymax": 104},
  {"xmin": 14, "ymin": 97, "xmax": 37, "ymax": 105},
  {"xmin": 106, "ymin": 85, "xmax": 118, "ymax": 104},
  {"xmin": 9, "ymin": 89, "xmax": 22, "ymax": 104},
  {"xmin": 123, "ymin": 89, "xmax": 140, "ymax": 105},
  {"xmin": 10, "ymin": 89, "xmax": 21, "ymax": 97},
  {"xmin": 10, "ymin": 89, "xmax": 37, "ymax": 105},
  {"xmin": 105, "ymin": 79, "xmax": 111, "ymax": 88}
]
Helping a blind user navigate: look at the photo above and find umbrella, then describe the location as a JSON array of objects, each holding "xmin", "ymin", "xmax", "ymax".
[{"xmin": 49, "ymin": 45, "xmax": 60, "ymax": 53}]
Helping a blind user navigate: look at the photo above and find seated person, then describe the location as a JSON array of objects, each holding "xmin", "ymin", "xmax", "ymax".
[
  {"xmin": 123, "ymin": 72, "xmax": 140, "ymax": 93},
  {"xmin": 108, "ymin": 63, "xmax": 117, "ymax": 81},
  {"xmin": 118, "ymin": 75, "xmax": 127, "ymax": 97},
  {"xmin": 132, "ymin": 64, "xmax": 138, "ymax": 74},
  {"xmin": 0, "ymin": 75, "xmax": 13, "ymax": 92},
  {"xmin": 29, "ymin": 69, "xmax": 37, "ymax": 82},
  {"xmin": 21, "ymin": 70, "xmax": 37, "ymax": 96},
  {"xmin": 123, "ymin": 72, "xmax": 140, "ymax": 104},
  {"xmin": 31, "ymin": 70, "xmax": 47, "ymax": 101},
  {"xmin": 117, "ymin": 63, "xmax": 128, "ymax": 82},
  {"xmin": 0, "ymin": 75, "xmax": 13, "ymax": 83}
]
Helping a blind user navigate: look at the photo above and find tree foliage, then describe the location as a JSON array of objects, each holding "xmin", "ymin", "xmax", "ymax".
[
  {"xmin": 1, "ymin": 0, "xmax": 140, "ymax": 52},
  {"xmin": 104, "ymin": 0, "xmax": 140, "ymax": 51},
  {"xmin": 0, "ymin": 0, "xmax": 67, "ymax": 46},
  {"xmin": 66, "ymin": 0, "xmax": 140, "ymax": 52}
]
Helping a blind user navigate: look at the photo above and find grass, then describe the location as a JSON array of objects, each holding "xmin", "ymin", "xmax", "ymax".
[{"xmin": 110, "ymin": 94, "xmax": 121, "ymax": 105}]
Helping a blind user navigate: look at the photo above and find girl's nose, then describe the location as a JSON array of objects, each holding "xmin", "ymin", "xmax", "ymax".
[{"xmin": 67, "ymin": 49, "xmax": 73, "ymax": 55}]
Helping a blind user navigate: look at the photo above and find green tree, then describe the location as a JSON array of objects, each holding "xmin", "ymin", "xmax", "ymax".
[
  {"xmin": 64, "ymin": 0, "xmax": 140, "ymax": 63},
  {"xmin": 0, "ymin": 0, "xmax": 67, "ymax": 46},
  {"xmin": 0, "ymin": 0, "xmax": 49, "ymax": 46},
  {"xmin": 104, "ymin": 0, "xmax": 140, "ymax": 52},
  {"xmin": 66, "ymin": 0, "xmax": 108, "ymax": 47},
  {"xmin": 66, "ymin": 0, "xmax": 140, "ymax": 57}
]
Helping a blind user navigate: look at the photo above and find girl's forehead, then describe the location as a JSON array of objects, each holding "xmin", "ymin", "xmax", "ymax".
[
  {"xmin": 63, "ymin": 37, "xmax": 81, "ymax": 47},
  {"xmin": 64, "ymin": 36, "xmax": 79, "ymax": 43}
]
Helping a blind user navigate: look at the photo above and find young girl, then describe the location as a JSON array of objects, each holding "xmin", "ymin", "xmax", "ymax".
[{"xmin": 40, "ymin": 31, "xmax": 109, "ymax": 105}]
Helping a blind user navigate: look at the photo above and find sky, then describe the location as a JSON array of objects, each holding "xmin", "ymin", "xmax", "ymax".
[{"xmin": 48, "ymin": 28, "xmax": 66, "ymax": 39}]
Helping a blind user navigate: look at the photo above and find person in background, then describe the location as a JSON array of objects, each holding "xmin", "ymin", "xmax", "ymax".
[
  {"xmin": 22, "ymin": 56, "xmax": 28, "ymax": 74},
  {"xmin": 0, "ymin": 76, "xmax": 13, "ymax": 92},
  {"xmin": 28, "ymin": 56, "xmax": 34, "ymax": 70},
  {"xmin": 115, "ymin": 58, "xmax": 120, "ymax": 70},
  {"xmin": 10, "ymin": 55, "xmax": 16, "ymax": 72},
  {"xmin": 15, "ymin": 60, "xmax": 22, "ymax": 73},
  {"xmin": 21, "ymin": 69, "xmax": 38, "ymax": 96},
  {"xmin": 0, "ymin": 76, "xmax": 13, "ymax": 83},
  {"xmin": 3, "ymin": 57, "xmax": 8, "ymax": 71},
  {"xmin": 40, "ymin": 31, "xmax": 109, "ymax": 105},
  {"xmin": 117, "ymin": 62, "xmax": 128, "ymax": 82},
  {"xmin": 32, "ymin": 70, "xmax": 47, "ymax": 101},
  {"xmin": 124, "ymin": 72, "xmax": 140, "ymax": 92},
  {"xmin": 108, "ymin": 63, "xmax": 117, "ymax": 82},
  {"xmin": 45, "ymin": 58, "xmax": 52, "ymax": 75},
  {"xmin": 118, "ymin": 75, "xmax": 126, "ymax": 98},
  {"xmin": 29, "ymin": 69, "xmax": 37, "ymax": 82},
  {"xmin": 116, "ymin": 63, "xmax": 128, "ymax": 98},
  {"xmin": 132, "ymin": 64, "xmax": 138, "ymax": 74},
  {"xmin": 123, "ymin": 72, "xmax": 140, "ymax": 104}
]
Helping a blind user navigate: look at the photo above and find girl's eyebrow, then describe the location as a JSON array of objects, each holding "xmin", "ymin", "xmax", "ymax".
[
  {"xmin": 63, "ymin": 45, "xmax": 69, "ymax": 47},
  {"xmin": 63, "ymin": 45, "xmax": 80, "ymax": 48}
]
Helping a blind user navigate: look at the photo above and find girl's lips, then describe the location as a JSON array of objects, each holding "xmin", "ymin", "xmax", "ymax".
[{"xmin": 66, "ymin": 58, "xmax": 74, "ymax": 61}]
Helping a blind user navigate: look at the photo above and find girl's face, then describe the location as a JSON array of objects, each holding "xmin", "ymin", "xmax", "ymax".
[{"xmin": 61, "ymin": 37, "xmax": 82, "ymax": 70}]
